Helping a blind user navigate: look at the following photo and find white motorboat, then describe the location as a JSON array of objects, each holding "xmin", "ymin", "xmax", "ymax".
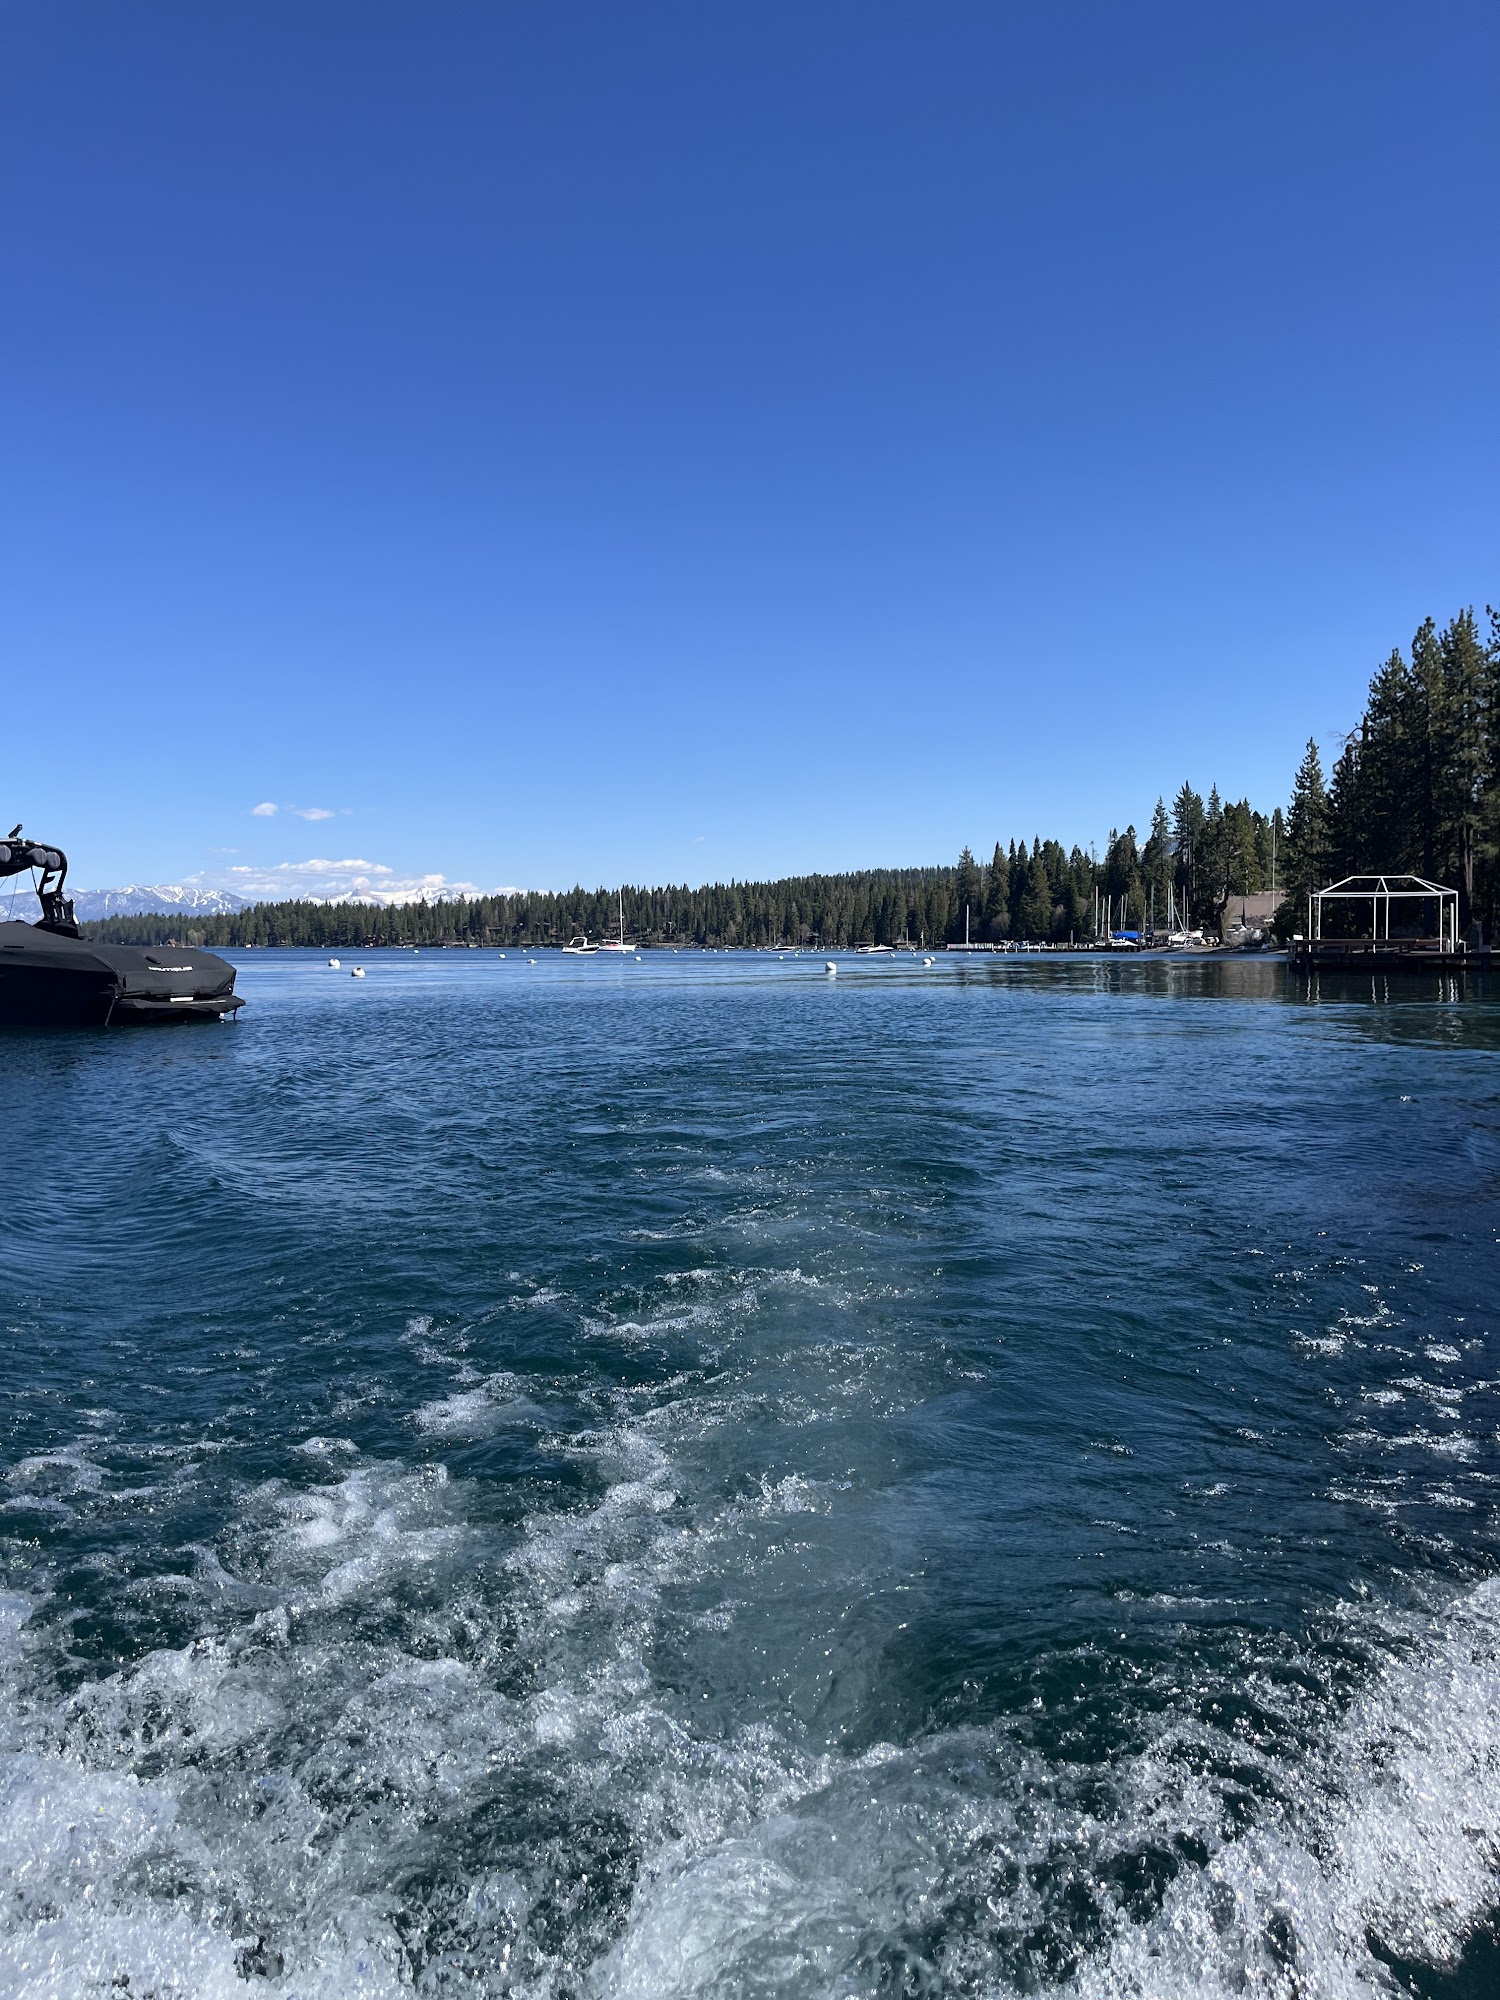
[{"xmin": 562, "ymin": 936, "xmax": 599, "ymax": 955}]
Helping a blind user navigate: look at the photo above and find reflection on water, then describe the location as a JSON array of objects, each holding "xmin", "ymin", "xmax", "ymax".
[{"xmin": 950, "ymin": 951, "xmax": 1500, "ymax": 1046}]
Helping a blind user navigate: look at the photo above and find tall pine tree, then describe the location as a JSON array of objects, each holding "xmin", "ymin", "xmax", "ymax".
[{"xmin": 1284, "ymin": 739, "xmax": 1330, "ymax": 923}]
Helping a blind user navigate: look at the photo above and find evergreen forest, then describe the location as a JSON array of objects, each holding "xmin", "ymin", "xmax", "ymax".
[
  {"xmin": 1278, "ymin": 607, "xmax": 1500, "ymax": 941},
  {"xmin": 79, "ymin": 605, "xmax": 1498, "ymax": 952},
  {"xmin": 80, "ymin": 806, "xmax": 1281, "ymax": 953}
]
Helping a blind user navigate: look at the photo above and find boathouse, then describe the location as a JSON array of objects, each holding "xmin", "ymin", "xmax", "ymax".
[{"xmin": 1288, "ymin": 873, "xmax": 1464, "ymax": 969}]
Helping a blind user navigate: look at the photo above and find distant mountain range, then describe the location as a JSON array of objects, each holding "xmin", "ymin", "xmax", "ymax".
[{"xmin": 66, "ymin": 885, "xmax": 250, "ymax": 921}]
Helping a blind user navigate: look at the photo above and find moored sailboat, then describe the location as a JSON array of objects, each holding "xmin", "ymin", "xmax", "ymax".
[{"xmin": 596, "ymin": 888, "xmax": 635, "ymax": 953}]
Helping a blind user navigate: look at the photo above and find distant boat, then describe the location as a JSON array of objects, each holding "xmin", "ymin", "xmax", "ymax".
[
  {"xmin": 562, "ymin": 936, "xmax": 598, "ymax": 955},
  {"xmin": 596, "ymin": 889, "xmax": 635, "ymax": 954}
]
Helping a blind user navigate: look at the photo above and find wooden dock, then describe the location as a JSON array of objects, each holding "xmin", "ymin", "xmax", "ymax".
[{"xmin": 1288, "ymin": 940, "xmax": 1486, "ymax": 973}]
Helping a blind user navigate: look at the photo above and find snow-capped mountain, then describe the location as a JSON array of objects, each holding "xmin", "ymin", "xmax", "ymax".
[{"xmin": 67, "ymin": 885, "xmax": 249, "ymax": 921}]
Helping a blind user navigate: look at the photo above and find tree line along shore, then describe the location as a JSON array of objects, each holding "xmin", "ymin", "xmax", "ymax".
[
  {"xmin": 79, "ymin": 823, "xmax": 1270, "ymax": 954},
  {"xmin": 83, "ymin": 605, "xmax": 1499, "ymax": 952}
]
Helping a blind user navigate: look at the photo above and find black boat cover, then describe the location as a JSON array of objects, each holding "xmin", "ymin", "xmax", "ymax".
[{"xmin": 0, "ymin": 921, "xmax": 243, "ymax": 1026}]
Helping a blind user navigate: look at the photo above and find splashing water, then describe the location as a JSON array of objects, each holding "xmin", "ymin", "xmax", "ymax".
[{"xmin": 2, "ymin": 951, "xmax": 1498, "ymax": 1997}]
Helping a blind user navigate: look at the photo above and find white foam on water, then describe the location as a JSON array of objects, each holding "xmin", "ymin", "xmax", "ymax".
[
  {"xmin": 1321, "ymin": 1578, "xmax": 1500, "ymax": 1969},
  {"xmin": 1052, "ymin": 1578, "xmax": 1500, "ymax": 1998},
  {"xmin": 583, "ymin": 1580, "xmax": 1500, "ymax": 2000},
  {"xmin": 0, "ymin": 1464, "xmax": 503, "ymax": 1999},
  {"xmin": 5, "ymin": 1449, "xmax": 105, "ymax": 1495},
  {"xmin": 4, "ymin": 1395, "xmax": 1498, "ymax": 2000},
  {"xmin": 414, "ymin": 1384, "xmax": 496, "ymax": 1437},
  {"xmin": 0, "ymin": 1599, "xmax": 29, "ymax": 1656},
  {"xmin": 270, "ymin": 1463, "xmax": 469, "ymax": 1609},
  {"xmin": 412, "ymin": 1374, "xmax": 546, "ymax": 1439}
]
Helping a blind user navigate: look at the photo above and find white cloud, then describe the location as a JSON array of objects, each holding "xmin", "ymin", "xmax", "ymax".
[
  {"xmin": 250, "ymin": 801, "xmax": 278, "ymax": 817},
  {"xmin": 214, "ymin": 856, "xmax": 493, "ymax": 906},
  {"xmin": 288, "ymin": 806, "xmax": 336, "ymax": 821}
]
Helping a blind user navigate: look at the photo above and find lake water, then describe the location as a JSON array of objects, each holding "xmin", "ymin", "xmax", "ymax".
[{"xmin": 3, "ymin": 950, "xmax": 1499, "ymax": 1999}]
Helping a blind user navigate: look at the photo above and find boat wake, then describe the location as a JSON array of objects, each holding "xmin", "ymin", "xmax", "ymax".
[{"xmin": 2, "ymin": 1421, "xmax": 1497, "ymax": 1999}]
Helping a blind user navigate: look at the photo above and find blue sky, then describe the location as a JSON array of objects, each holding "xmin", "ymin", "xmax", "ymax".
[{"xmin": 3, "ymin": 3, "xmax": 1496, "ymax": 898}]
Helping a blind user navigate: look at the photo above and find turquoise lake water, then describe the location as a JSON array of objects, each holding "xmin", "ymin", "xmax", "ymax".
[{"xmin": 2, "ymin": 950, "xmax": 1498, "ymax": 1998}]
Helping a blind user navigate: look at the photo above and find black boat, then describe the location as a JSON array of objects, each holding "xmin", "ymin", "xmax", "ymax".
[{"xmin": 0, "ymin": 827, "xmax": 243, "ymax": 1026}]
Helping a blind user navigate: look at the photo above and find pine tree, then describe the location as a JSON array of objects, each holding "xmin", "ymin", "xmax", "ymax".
[
  {"xmin": 1012, "ymin": 845, "xmax": 1032, "ymax": 933},
  {"xmin": 1220, "ymin": 800, "xmax": 1257, "ymax": 896},
  {"xmin": 982, "ymin": 841, "xmax": 1009, "ymax": 939},
  {"xmin": 1327, "ymin": 735, "xmax": 1364, "ymax": 876},
  {"xmin": 1021, "ymin": 853, "xmax": 1055, "ymax": 940},
  {"xmin": 1143, "ymin": 797, "xmax": 1172, "ymax": 930},
  {"xmin": 1481, "ymin": 607, "xmax": 1500, "ymax": 943},
  {"xmin": 1409, "ymin": 617, "xmax": 1446, "ymax": 881},
  {"xmin": 1361, "ymin": 648, "xmax": 1415, "ymax": 867},
  {"xmin": 1284, "ymin": 739, "xmax": 1330, "ymax": 922},
  {"xmin": 1202, "ymin": 787, "xmax": 1225, "ymax": 908},
  {"xmin": 1171, "ymin": 783, "xmax": 1205, "ymax": 923},
  {"xmin": 949, "ymin": 847, "xmax": 982, "ymax": 941},
  {"xmin": 1438, "ymin": 608, "xmax": 1488, "ymax": 930}
]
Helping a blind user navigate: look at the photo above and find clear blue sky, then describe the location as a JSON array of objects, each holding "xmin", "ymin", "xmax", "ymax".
[{"xmin": 3, "ymin": 2, "xmax": 1495, "ymax": 897}]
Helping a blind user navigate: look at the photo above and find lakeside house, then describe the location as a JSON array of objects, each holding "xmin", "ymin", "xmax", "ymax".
[{"xmin": 1219, "ymin": 891, "xmax": 1285, "ymax": 944}]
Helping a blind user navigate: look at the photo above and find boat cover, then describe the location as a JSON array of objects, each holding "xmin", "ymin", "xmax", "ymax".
[{"xmin": 0, "ymin": 921, "xmax": 243, "ymax": 1025}]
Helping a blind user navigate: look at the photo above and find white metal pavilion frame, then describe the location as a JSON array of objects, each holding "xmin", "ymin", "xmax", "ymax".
[{"xmin": 1309, "ymin": 873, "xmax": 1459, "ymax": 954}]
